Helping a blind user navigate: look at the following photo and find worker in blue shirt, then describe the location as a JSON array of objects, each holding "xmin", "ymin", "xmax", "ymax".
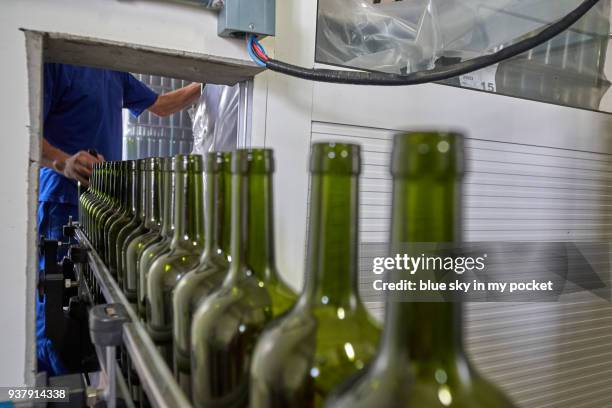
[{"xmin": 39, "ymin": 63, "xmax": 201, "ymax": 375}]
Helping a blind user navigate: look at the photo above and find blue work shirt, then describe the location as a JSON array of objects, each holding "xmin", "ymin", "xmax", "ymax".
[{"xmin": 40, "ymin": 64, "xmax": 158, "ymax": 205}]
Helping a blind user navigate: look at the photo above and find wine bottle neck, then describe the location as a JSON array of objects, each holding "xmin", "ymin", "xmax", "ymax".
[
  {"xmin": 120, "ymin": 167, "xmax": 129, "ymax": 212},
  {"xmin": 229, "ymin": 172, "xmax": 277, "ymax": 281},
  {"xmin": 203, "ymin": 171, "xmax": 224, "ymax": 254},
  {"xmin": 116, "ymin": 167, "xmax": 124, "ymax": 209},
  {"xmin": 112, "ymin": 165, "xmax": 120, "ymax": 204},
  {"xmin": 220, "ymin": 168, "xmax": 232, "ymax": 255},
  {"xmin": 382, "ymin": 177, "xmax": 463, "ymax": 363},
  {"xmin": 108, "ymin": 165, "xmax": 115, "ymax": 203},
  {"xmin": 123, "ymin": 168, "xmax": 130, "ymax": 209},
  {"xmin": 303, "ymin": 173, "xmax": 359, "ymax": 307},
  {"xmin": 96, "ymin": 166, "xmax": 102, "ymax": 199},
  {"xmin": 381, "ymin": 302, "xmax": 463, "ymax": 364},
  {"xmin": 144, "ymin": 166, "xmax": 162, "ymax": 229},
  {"xmin": 97, "ymin": 166, "xmax": 104, "ymax": 198},
  {"xmin": 137, "ymin": 168, "xmax": 147, "ymax": 220},
  {"xmin": 172, "ymin": 169, "xmax": 205, "ymax": 247},
  {"xmin": 92, "ymin": 168, "xmax": 98, "ymax": 197},
  {"xmin": 90, "ymin": 167, "xmax": 97, "ymax": 197},
  {"xmin": 106, "ymin": 165, "xmax": 113, "ymax": 201},
  {"xmin": 160, "ymin": 168, "xmax": 176, "ymax": 238},
  {"xmin": 127, "ymin": 167, "xmax": 137, "ymax": 216},
  {"xmin": 102, "ymin": 166, "xmax": 110, "ymax": 201}
]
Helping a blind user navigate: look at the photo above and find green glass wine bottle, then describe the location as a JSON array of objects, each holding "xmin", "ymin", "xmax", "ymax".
[
  {"xmin": 125, "ymin": 156, "xmax": 164, "ymax": 313},
  {"xmin": 115, "ymin": 159, "xmax": 148, "ymax": 290},
  {"xmin": 172, "ymin": 152, "xmax": 231, "ymax": 395},
  {"xmin": 103, "ymin": 161, "xmax": 128, "ymax": 265},
  {"xmin": 97, "ymin": 161, "xmax": 116, "ymax": 249},
  {"xmin": 124, "ymin": 158, "xmax": 159, "ymax": 408},
  {"xmin": 86, "ymin": 162, "xmax": 104, "ymax": 237},
  {"xmin": 220, "ymin": 152, "xmax": 232, "ymax": 254},
  {"xmin": 249, "ymin": 143, "xmax": 381, "ymax": 408},
  {"xmin": 146, "ymin": 154, "xmax": 206, "ymax": 364},
  {"xmin": 92, "ymin": 161, "xmax": 114, "ymax": 251},
  {"xmin": 122, "ymin": 157, "xmax": 163, "ymax": 305},
  {"xmin": 78, "ymin": 163, "xmax": 94, "ymax": 236},
  {"xmin": 138, "ymin": 157, "xmax": 177, "ymax": 320},
  {"xmin": 79, "ymin": 163, "xmax": 96, "ymax": 294},
  {"xmin": 80, "ymin": 162, "xmax": 97, "ymax": 236},
  {"xmin": 325, "ymin": 132, "xmax": 516, "ymax": 408},
  {"xmin": 88, "ymin": 161, "xmax": 107, "ymax": 247},
  {"xmin": 190, "ymin": 149, "xmax": 297, "ymax": 408},
  {"xmin": 82, "ymin": 162, "xmax": 96, "ymax": 237},
  {"xmin": 107, "ymin": 161, "xmax": 137, "ymax": 278},
  {"xmin": 114, "ymin": 160, "xmax": 144, "ymax": 287},
  {"xmin": 96, "ymin": 161, "xmax": 121, "ymax": 259}
]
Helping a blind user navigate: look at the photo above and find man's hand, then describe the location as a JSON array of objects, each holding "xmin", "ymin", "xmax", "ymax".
[
  {"xmin": 54, "ymin": 151, "xmax": 104, "ymax": 186},
  {"xmin": 41, "ymin": 139, "xmax": 104, "ymax": 186},
  {"xmin": 148, "ymin": 83, "xmax": 201, "ymax": 117}
]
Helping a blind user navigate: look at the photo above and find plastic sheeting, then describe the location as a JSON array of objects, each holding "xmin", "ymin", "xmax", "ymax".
[
  {"xmin": 316, "ymin": 0, "xmax": 610, "ymax": 74},
  {"xmin": 316, "ymin": 0, "xmax": 612, "ymax": 111},
  {"xmin": 198, "ymin": 0, "xmax": 224, "ymax": 9},
  {"xmin": 191, "ymin": 84, "xmax": 239, "ymax": 155}
]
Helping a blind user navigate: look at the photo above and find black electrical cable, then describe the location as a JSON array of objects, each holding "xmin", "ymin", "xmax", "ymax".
[{"xmin": 263, "ymin": 0, "xmax": 601, "ymax": 85}]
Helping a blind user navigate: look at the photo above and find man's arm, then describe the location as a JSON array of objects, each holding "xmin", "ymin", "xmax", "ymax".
[
  {"xmin": 41, "ymin": 138, "xmax": 104, "ymax": 186},
  {"xmin": 148, "ymin": 83, "xmax": 201, "ymax": 117}
]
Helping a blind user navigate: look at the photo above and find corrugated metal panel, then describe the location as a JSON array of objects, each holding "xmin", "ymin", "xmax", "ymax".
[{"xmin": 311, "ymin": 121, "xmax": 612, "ymax": 408}]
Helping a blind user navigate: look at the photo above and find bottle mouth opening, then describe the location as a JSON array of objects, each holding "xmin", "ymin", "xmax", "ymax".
[
  {"xmin": 137, "ymin": 159, "xmax": 148, "ymax": 171},
  {"xmin": 175, "ymin": 154, "xmax": 204, "ymax": 173},
  {"xmin": 126, "ymin": 160, "xmax": 138, "ymax": 171},
  {"xmin": 163, "ymin": 156, "xmax": 176, "ymax": 172},
  {"xmin": 231, "ymin": 149, "xmax": 275, "ymax": 174},
  {"xmin": 221, "ymin": 152, "xmax": 233, "ymax": 173},
  {"xmin": 145, "ymin": 157, "xmax": 162, "ymax": 171},
  {"xmin": 310, "ymin": 142, "xmax": 361, "ymax": 175},
  {"xmin": 205, "ymin": 152, "xmax": 225, "ymax": 173},
  {"xmin": 391, "ymin": 132, "xmax": 465, "ymax": 178}
]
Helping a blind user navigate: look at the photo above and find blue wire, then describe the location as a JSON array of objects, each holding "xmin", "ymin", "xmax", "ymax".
[
  {"xmin": 247, "ymin": 35, "xmax": 267, "ymax": 67},
  {"xmin": 253, "ymin": 36, "xmax": 268, "ymax": 58},
  {"xmin": 251, "ymin": 35, "xmax": 268, "ymax": 67},
  {"xmin": 248, "ymin": 47, "xmax": 266, "ymax": 67}
]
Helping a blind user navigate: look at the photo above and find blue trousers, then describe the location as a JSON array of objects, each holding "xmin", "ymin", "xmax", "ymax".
[{"xmin": 37, "ymin": 201, "xmax": 78, "ymax": 376}]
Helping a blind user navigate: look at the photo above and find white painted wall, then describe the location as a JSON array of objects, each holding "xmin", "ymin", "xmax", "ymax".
[
  {"xmin": 0, "ymin": 0, "xmax": 253, "ymax": 386},
  {"xmin": 259, "ymin": 0, "xmax": 318, "ymax": 291}
]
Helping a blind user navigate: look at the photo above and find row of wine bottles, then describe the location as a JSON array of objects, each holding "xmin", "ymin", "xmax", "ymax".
[{"xmin": 79, "ymin": 132, "xmax": 516, "ymax": 408}]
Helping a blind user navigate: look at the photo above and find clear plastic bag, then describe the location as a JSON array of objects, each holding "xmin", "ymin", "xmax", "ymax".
[
  {"xmin": 316, "ymin": 0, "xmax": 611, "ymax": 111},
  {"xmin": 316, "ymin": 0, "xmax": 609, "ymax": 74},
  {"xmin": 191, "ymin": 84, "xmax": 239, "ymax": 155},
  {"xmin": 200, "ymin": 0, "xmax": 224, "ymax": 9}
]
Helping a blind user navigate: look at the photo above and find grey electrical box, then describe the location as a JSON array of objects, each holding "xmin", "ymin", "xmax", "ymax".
[{"xmin": 218, "ymin": 0, "xmax": 275, "ymax": 37}]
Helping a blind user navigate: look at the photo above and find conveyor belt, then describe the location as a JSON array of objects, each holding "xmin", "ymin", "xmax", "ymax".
[{"xmin": 74, "ymin": 228, "xmax": 192, "ymax": 408}]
